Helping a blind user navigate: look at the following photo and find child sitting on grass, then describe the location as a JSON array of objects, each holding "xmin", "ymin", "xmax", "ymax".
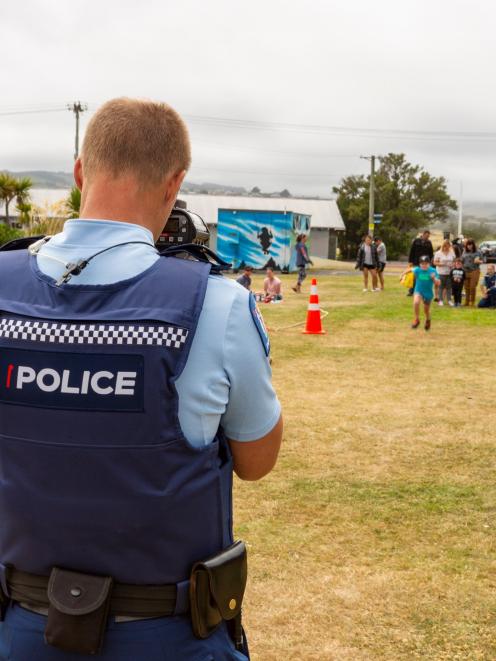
[{"xmin": 401, "ymin": 256, "xmax": 440, "ymax": 331}]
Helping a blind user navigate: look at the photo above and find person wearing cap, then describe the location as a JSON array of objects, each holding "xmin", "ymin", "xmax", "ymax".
[
  {"xmin": 236, "ymin": 265, "xmax": 254, "ymax": 290},
  {"xmin": 401, "ymin": 256, "xmax": 440, "ymax": 330}
]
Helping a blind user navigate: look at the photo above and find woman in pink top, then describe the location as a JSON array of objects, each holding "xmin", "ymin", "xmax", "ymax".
[
  {"xmin": 263, "ymin": 268, "xmax": 283, "ymax": 301},
  {"xmin": 433, "ymin": 239, "xmax": 455, "ymax": 306}
]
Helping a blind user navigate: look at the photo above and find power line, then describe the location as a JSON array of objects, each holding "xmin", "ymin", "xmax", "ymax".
[
  {"xmin": 193, "ymin": 140, "xmax": 357, "ymax": 159},
  {"xmin": 184, "ymin": 113, "xmax": 496, "ymax": 142},
  {"xmin": 0, "ymin": 108, "xmax": 67, "ymax": 116},
  {"xmin": 190, "ymin": 166, "xmax": 344, "ymax": 177},
  {"xmin": 2, "ymin": 102, "xmax": 496, "ymax": 142}
]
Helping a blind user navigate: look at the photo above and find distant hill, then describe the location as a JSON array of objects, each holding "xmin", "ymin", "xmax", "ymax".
[
  {"xmin": 3, "ymin": 170, "xmax": 248, "ymax": 195},
  {"xmin": 5, "ymin": 170, "xmax": 74, "ymax": 189},
  {"xmin": 182, "ymin": 181, "xmax": 247, "ymax": 195},
  {"xmin": 462, "ymin": 202, "xmax": 496, "ymax": 222}
]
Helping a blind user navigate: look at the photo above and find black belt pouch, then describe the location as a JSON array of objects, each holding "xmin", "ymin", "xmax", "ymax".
[
  {"xmin": 44, "ymin": 568, "xmax": 113, "ymax": 655},
  {"xmin": 0, "ymin": 586, "xmax": 7, "ymax": 622},
  {"xmin": 189, "ymin": 540, "xmax": 247, "ymax": 640}
]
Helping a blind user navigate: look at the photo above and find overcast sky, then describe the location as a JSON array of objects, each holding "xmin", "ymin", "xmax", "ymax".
[{"xmin": 2, "ymin": 0, "xmax": 496, "ymax": 201}]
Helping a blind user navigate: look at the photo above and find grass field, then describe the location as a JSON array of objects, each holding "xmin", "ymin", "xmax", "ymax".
[{"xmin": 231, "ymin": 271, "xmax": 495, "ymax": 661}]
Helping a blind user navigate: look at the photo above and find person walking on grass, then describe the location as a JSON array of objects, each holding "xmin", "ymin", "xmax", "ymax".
[
  {"xmin": 355, "ymin": 234, "xmax": 380, "ymax": 292},
  {"xmin": 401, "ymin": 256, "xmax": 440, "ymax": 331},
  {"xmin": 374, "ymin": 237, "xmax": 387, "ymax": 290},
  {"xmin": 433, "ymin": 239, "xmax": 455, "ymax": 306},
  {"xmin": 462, "ymin": 238, "xmax": 482, "ymax": 306},
  {"xmin": 292, "ymin": 234, "xmax": 312, "ymax": 293}
]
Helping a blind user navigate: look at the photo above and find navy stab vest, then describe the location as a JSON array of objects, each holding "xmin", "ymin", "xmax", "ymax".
[{"xmin": 0, "ymin": 250, "xmax": 233, "ymax": 585}]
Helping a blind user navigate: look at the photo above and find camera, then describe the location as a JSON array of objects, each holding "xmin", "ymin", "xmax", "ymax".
[{"xmin": 155, "ymin": 200, "xmax": 210, "ymax": 250}]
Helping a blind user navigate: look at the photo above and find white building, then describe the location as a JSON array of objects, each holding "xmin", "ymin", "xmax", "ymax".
[{"xmin": 179, "ymin": 194, "xmax": 345, "ymax": 259}]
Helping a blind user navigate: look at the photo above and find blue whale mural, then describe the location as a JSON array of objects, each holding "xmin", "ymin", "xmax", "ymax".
[{"xmin": 217, "ymin": 209, "xmax": 311, "ymax": 272}]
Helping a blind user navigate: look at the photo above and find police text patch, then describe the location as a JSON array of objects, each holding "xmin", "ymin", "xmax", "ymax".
[{"xmin": 0, "ymin": 348, "xmax": 144, "ymax": 411}]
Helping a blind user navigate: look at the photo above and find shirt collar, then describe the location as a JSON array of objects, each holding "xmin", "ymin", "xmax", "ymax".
[{"xmin": 51, "ymin": 219, "xmax": 155, "ymax": 248}]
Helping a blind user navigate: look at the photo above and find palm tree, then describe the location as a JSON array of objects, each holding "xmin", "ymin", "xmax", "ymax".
[
  {"xmin": 16, "ymin": 202, "xmax": 32, "ymax": 225},
  {"xmin": 14, "ymin": 177, "xmax": 32, "ymax": 207},
  {"xmin": 0, "ymin": 173, "xmax": 16, "ymax": 225},
  {"xmin": 0, "ymin": 173, "xmax": 32, "ymax": 225},
  {"xmin": 65, "ymin": 186, "xmax": 81, "ymax": 219}
]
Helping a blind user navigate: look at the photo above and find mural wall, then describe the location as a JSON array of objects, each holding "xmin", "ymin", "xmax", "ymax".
[{"xmin": 217, "ymin": 209, "xmax": 311, "ymax": 272}]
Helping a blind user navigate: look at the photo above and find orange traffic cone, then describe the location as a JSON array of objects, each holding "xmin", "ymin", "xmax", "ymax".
[{"xmin": 302, "ymin": 278, "xmax": 326, "ymax": 334}]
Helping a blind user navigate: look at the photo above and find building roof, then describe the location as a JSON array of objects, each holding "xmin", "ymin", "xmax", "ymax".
[{"xmin": 179, "ymin": 194, "xmax": 345, "ymax": 230}]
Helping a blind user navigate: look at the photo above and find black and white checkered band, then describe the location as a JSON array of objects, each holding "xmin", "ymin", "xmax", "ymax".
[{"xmin": 0, "ymin": 317, "xmax": 189, "ymax": 349}]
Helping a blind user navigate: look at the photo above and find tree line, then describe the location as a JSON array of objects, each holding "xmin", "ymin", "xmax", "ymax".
[{"xmin": 333, "ymin": 153, "xmax": 458, "ymax": 259}]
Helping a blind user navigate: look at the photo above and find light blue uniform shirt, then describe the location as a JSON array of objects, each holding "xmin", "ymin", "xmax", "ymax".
[{"xmin": 36, "ymin": 220, "xmax": 281, "ymax": 448}]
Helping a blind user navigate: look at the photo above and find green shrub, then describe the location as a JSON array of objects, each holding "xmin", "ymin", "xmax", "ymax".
[{"xmin": 0, "ymin": 223, "xmax": 22, "ymax": 247}]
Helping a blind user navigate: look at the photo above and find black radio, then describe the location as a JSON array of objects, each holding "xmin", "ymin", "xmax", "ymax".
[{"xmin": 155, "ymin": 202, "xmax": 210, "ymax": 249}]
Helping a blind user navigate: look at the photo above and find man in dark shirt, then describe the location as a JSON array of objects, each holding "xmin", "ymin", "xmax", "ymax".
[
  {"xmin": 236, "ymin": 265, "xmax": 253, "ymax": 290},
  {"xmin": 407, "ymin": 230, "xmax": 434, "ymax": 296},
  {"xmin": 409, "ymin": 230, "xmax": 434, "ymax": 265}
]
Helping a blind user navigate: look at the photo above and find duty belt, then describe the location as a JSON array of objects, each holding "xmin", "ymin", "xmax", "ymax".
[
  {"xmin": 0, "ymin": 541, "xmax": 248, "ymax": 656},
  {"xmin": 6, "ymin": 567, "xmax": 180, "ymax": 618}
]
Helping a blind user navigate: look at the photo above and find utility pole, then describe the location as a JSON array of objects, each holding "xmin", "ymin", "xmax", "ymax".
[
  {"xmin": 457, "ymin": 180, "xmax": 463, "ymax": 237},
  {"xmin": 360, "ymin": 155, "xmax": 376, "ymax": 237},
  {"xmin": 67, "ymin": 101, "xmax": 88, "ymax": 161}
]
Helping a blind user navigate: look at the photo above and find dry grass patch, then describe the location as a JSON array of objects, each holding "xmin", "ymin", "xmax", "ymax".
[{"xmin": 232, "ymin": 272, "xmax": 496, "ymax": 660}]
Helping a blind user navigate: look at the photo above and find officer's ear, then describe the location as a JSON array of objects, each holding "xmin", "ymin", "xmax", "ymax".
[
  {"xmin": 163, "ymin": 170, "xmax": 187, "ymax": 206},
  {"xmin": 74, "ymin": 158, "xmax": 84, "ymax": 191}
]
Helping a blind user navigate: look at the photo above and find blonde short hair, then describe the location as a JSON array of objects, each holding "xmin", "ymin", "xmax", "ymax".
[{"xmin": 81, "ymin": 98, "xmax": 191, "ymax": 186}]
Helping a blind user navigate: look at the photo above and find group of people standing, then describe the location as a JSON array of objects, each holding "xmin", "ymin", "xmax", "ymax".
[
  {"xmin": 355, "ymin": 235, "xmax": 387, "ymax": 291},
  {"xmin": 237, "ymin": 230, "xmax": 496, "ymax": 314},
  {"xmin": 408, "ymin": 230, "xmax": 492, "ymax": 307}
]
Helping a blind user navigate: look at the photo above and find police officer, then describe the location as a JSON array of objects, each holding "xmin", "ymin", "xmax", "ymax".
[{"xmin": 0, "ymin": 98, "xmax": 282, "ymax": 660}]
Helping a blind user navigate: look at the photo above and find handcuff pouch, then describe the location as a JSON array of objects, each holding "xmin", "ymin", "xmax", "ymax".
[{"xmin": 44, "ymin": 567, "xmax": 113, "ymax": 655}]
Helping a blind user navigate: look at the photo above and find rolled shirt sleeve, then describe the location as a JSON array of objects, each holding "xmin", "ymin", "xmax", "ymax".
[
  {"xmin": 221, "ymin": 286, "xmax": 281, "ymax": 441},
  {"xmin": 176, "ymin": 277, "xmax": 281, "ymax": 447}
]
